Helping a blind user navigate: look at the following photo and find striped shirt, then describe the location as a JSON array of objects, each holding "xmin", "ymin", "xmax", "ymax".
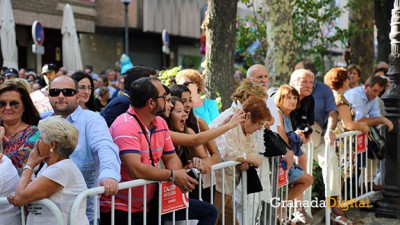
[{"xmin": 101, "ymin": 107, "xmax": 175, "ymax": 213}]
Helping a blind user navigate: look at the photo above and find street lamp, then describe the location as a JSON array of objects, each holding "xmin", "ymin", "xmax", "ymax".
[
  {"xmin": 121, "ymin": 0, "xmax": 131, "ymax": 55},
  {"xmin": 376, "ymin": 0, "xmax": 400, "ymax": 219}
]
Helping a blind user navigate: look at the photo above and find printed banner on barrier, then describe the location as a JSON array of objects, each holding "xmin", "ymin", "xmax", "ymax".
[
  {"xmin": 356, "ymin": 134, "xmax": 367, "ymax": 154},
  {"xmin": 161, "ymin": 181, "xmax": 189, "ymax": 214},
  {"xmin": 278, "ymin": 165, "xmax": 288, "ymax": 188}
]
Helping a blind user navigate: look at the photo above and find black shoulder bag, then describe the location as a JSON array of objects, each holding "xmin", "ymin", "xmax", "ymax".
[
  {"xmin": 367, "ymin": 126, "xmax": 386, "ymax": 160},
  {"xmin": 262, "ymin": 129, "xmax": 291, "ymax": 157}
]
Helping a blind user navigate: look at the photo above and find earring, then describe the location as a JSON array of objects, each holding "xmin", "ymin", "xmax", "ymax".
[{"xmin": 50, "ymin": 148, "xmax": 53, "ymax": 153}]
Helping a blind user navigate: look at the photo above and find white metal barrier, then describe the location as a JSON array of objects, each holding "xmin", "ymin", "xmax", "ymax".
[
  {"xmin": 1, "ymin": 133, "xmax": 380, "ymax": 225},
  {"xmin": 0, "ymin": 197, "xmax": 64, "ymax": 225},
  {"xmin": 324, "ymin": 130, "xmax": 379, "ymax": 225},
  {"xmin": 70, "ymin": 161, "xmax": 244, "ymax": 225}
]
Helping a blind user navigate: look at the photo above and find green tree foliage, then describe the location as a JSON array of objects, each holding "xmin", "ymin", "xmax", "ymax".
[
  {"xmin": 159, "ymin": 66, "xmax": 182, "ymax": 87},
  {"xmin": 237, "ymin": 0, "xmax": 354, "ymax": 74},
  {"xmin": 291, "ymin": 0, "xmax": 353, "ymax": 73},
  {"xmin": 236, "ymin": 13, "xmax": 267, "ymax": 69}
]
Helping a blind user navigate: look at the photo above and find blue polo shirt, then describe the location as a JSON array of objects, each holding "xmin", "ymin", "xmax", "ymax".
[
  {"xmin": 343, "ymin": 86, "xmax": 381, "ymax": 120},
  {"xmin": 312, "ymin": 81, "xmax": 338, "ymax": 126},
  {"xmin": 101, "ymin": 90, "xmax": 131, "ymax": 127}
]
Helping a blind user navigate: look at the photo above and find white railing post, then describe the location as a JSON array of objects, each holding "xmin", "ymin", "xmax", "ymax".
[
  {"xmin": 241, "ymin": 170, "xmax": 248, "ymax": 225},
  {"xmin": 325, "ymin": 141, "xmax": 331, "ymax": 225}
]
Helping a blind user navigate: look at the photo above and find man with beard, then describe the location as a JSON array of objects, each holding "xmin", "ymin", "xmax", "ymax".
[
  {"xmin": 48, "ymin": 75, "xmax": 121, "ymax": 225},
  {"xmin": 100, "ymin": 77, "xmax": 217, "ymax": 225}
]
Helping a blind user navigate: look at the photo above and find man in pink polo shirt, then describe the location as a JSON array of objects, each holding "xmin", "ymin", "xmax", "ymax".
[{"xmin": 100, "ymin": 77, "xmax": 217, "ymax": 225}]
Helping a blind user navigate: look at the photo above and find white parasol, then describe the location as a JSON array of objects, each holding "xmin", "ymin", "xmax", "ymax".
[
  {"xmin": 0, "ymin": 0, "xmax": 18, "ymax": 69},
  {"xmin": 62, "ymin": 4, "xmax": 82, "ymax": 72}
]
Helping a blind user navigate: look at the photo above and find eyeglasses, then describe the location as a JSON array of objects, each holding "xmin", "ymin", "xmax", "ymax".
[
  {"xmin": 0, "ymin": 100, "xmax": 20, "ymax": 109},
  {"xmin": 49, "ymin": 88, "xmax": 77, "ymax": 97},
  {"xmin": 154, "ymin": 93, "xmax": 168, "ymax": 100},
  {"xmin": 78, "ymin": 85, "xmax": 94, "ymax": 91},
  {"xmin": 182, "ymin": 81, "xmax": 194, "ymax": 86}
]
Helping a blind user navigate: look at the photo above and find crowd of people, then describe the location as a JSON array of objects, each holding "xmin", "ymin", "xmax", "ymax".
[{"xmin": 0, "ymin": 59, "xmax": 393, "ymax": 225}]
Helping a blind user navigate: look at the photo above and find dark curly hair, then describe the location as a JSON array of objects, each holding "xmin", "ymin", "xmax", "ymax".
[{"xmin": 71, "ymin": 71, "xmax": 96, "ymax": 111}]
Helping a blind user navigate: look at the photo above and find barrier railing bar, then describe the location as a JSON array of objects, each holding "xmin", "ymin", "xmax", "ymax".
[{"xmin": 0, "ymin": 198, "xmax": 64, "ymax": 225}]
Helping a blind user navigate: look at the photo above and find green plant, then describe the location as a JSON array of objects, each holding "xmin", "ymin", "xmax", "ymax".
[
  {"xmin": 235, "ymin": 3, "xmax": 267, "ymax": 69},
  {"xmin": 312, "ymin": 159, "xmax": 325, "ymax": 201},
  {"xmin": 291, "ymin": 0, "xmax": 354, "ymax": 73},
  {"xmin": 159, "ymin": 66, "xmax": 182, "ymax": 87}
]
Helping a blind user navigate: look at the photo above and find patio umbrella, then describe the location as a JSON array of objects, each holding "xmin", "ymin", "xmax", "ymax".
[
  {"xmin": 0, "ymin": 0, "xmax": 18, "ymax": 69},
  {"xmin": 62, "ymin": 4, "xmax": 82, "ymax": 72}
]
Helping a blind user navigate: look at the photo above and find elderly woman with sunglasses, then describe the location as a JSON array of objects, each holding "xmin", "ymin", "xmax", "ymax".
[
  {"xmin": 0, "ymin": 80, "xmax": 41, "ymax": 175},
  {"xmin": 7, "ymin": 116, "xmax": 89, "ymax": 225}
]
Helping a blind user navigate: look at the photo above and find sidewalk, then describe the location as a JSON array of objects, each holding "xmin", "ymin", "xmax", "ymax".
[{"xmin": 312, "ymin": 207, "xmax": 400, "ymax": 225}]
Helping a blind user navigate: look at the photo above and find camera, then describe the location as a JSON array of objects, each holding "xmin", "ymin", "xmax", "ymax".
[{"xmin": 303, "ymin": 126, "xmax": 313, "ymax": 138}]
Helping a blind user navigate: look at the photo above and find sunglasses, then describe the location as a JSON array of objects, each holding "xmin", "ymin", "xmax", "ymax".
[
  {"xmin": 182, "ymin": 81, "xmax": 194, "ymax": 86},
  {"xmin": 49, "ymin": 88, "xmax": 77, "ymax": 97},
  {"xmin": 0, "ymin": 100, "xmax": 20, "ymax": 109}
]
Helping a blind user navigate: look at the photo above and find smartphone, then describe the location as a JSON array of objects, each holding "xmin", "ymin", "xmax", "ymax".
[
  {"xmin": 187, "ymin": 168, "xmax": 200, "ymax": 179},
  {"xmin": 281, "ymin": 161, "xmax": 287, "ymax": 170}
]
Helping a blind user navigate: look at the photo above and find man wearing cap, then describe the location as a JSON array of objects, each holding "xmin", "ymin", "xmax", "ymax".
[
  {"xmin": 4, "ymin": 68, "xmax": 18, "ymax": 80},
  {"xmin": 29, "ymin": 63, "xmax": 59, "ymax": 118},
  {"xmin": 41, "ymin": 63, "xmax": 59, "ymax": 91}
]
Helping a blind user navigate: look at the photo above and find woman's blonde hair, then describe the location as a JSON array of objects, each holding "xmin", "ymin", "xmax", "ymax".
[
  {"xmin": 231, "ymin": 78, "xmax": 267, "ymax": 102},
  {"xmin": 175, "ymin": 69, "xmax": 204, "ymax": 93}
]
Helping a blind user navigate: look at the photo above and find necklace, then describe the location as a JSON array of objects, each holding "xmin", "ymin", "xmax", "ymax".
[{"xmin": 6, "ymin": 122, "xmax": 25, "ymax": 138}]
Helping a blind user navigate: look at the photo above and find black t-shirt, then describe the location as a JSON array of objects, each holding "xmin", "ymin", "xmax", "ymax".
[{"xmin": 290, "ymin": 95, "xmax": 315, "ymax": 130}]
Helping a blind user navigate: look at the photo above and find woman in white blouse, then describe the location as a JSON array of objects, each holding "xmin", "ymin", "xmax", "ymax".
[
  {"xmin": 7, "ymin": 116, "xmax": 88, "ymax": 225},
  {"xmin": 210, "ymin": 95, "xmax": 273, "ymax": 225}
]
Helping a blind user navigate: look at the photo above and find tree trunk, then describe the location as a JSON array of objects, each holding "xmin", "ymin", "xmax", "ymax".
[
  {"xmin": 264, "ymin": 0, "xmax": 296, "ymax": 85},
  {"xmin": 349, "ymin": 0, "xmax": 374, "ymax": 82},
  {"xmin": 375, "ymin": 0, "xmax": 394, "ymax": 63},
  {"xmin": 203, "ymin": 0, "xmax": 238, "ymax": 111}
]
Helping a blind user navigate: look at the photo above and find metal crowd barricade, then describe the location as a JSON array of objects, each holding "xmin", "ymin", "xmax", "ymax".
[
  {"xmin": 0, "ymin": 197, "xmax": 64, "ymax": 225},
  {"xmin": 233, "ymin": 154, "xmax": 291, "ymax": 225},
  {"xmin": 70, "ymin": 161, "xmax": 245, "ymax": 225},
  {"xmin": 324, "ymin": 130, "xmax": 378, "ymax": 225}
]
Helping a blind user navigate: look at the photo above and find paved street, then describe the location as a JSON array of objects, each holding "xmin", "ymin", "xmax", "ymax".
[{"xmin": 313, "ymin": 207, "xmax": 400, "ymax": 225}]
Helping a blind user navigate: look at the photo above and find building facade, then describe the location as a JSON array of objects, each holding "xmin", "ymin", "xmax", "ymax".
[{"xmin": 10, "ymin": 0, "xmax": 207, "ymax": 74}]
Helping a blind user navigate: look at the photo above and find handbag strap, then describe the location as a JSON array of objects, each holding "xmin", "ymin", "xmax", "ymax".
[{"xmin": 127, "ymin": 111, "xmax": 156, "ymax": 167}]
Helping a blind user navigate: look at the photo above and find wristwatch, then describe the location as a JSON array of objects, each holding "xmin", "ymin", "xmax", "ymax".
[
  {"xmin": 23, "ymin": 164, "xmax": 33, "ymax": 171},
  {"xmin": 169, "ymin": 170, "xmax": 174, "ymax": 183}
]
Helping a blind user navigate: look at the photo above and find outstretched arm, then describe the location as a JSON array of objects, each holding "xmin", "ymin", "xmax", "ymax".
[{"xmin": 170, "ymin": 110, "xmax": 245, "ymax": 146}]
